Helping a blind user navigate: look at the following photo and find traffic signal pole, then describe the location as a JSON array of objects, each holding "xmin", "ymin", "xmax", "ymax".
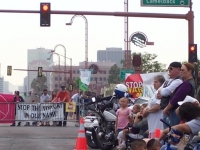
[{"xmin": 0, "ymin": 5, "xmax": 194, "ymax": 63}]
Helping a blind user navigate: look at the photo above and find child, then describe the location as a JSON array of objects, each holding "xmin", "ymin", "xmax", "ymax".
[
  {"xmin": 146, "ymin": 139, "xmax": 161, "ymax": 150},
  {"xmin": 131, "ymin": 139, "xmax": 147, "ymax": 150},
  {"xmin": 115, "ymin": 97, "xmax": 132, "ymax": 146}
]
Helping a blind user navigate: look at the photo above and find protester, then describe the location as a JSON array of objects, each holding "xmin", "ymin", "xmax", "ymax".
[
  {"xmin": 55, "ymin": 85, "xmax": 69, "ymax": 126},
  {"xmin": 146, "ymin": 139, "xmax": 161, "ymax": 150},
  {"xmin": 159, "ymin": 102, "xmax": 200, "ymax": 150},
  {"xmin": 131, "ymin": 139, "xmax": 147, "ymax": 150},
  {"xmin": 10, "ymin": 91, "xmax": 24, "ymax": 126},
  {"xmin": 163, "ymin": 63, "xmax": 195, "ymax": 127},
  {"xmin": 71, "ymin": 91, "xmax": 83, "ymax": 122},
  {"xmin": 117, "ymin": 103, "xmax": 148, "ymax": 149},
  {"xmin": 51, "ymin": 90, "xmax": 58, "ymax": 126},
  {"xmin": 143, "ymin": 75, "xmax": 165, "ymax": 138},
  {"xmin": 40, "ymin": 89, "xmax": 50, "ymax": 126},
  {"xmin": 115, "ymin": 97, "xmax": 132, "ymax": 147},
  {"xmin": 157, "ymin": 61, "xmax": 182, "ymax": 129}
]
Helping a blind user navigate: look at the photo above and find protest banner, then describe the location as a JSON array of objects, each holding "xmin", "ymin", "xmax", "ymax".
[
  {"xmin": 125, "ymin": 72, "xmax": 168, "ymax": 98},
  {"xmin": 0, "ymin": 94, "xmax": 15, "ymax": 123},
  {"xmin": 16, "ymin": 103, "xmax": 64, "ymax": 121}
]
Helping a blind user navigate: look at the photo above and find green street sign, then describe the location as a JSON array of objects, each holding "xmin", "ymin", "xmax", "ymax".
[
  {"xmin": 141, "ymin": 0, "xmax": 190, "ymax": 7},
  {"xmin": 120, "ymin": 70, "xmax": 135, "ymax": 80}
]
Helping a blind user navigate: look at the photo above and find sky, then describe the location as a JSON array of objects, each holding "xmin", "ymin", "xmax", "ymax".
[{"xmin": 0, "ymin": 0, "xmax": 200, "ymax": 86}]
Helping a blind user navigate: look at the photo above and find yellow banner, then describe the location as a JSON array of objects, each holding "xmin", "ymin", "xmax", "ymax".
[{"xmin": 65, "ymin": 102, "xmax": 76, "ymax": 112}]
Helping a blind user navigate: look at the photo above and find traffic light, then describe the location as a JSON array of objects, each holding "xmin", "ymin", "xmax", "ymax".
[
  {"xmin": 38, "ymin": 67, "xmax": 43, "ymax": 77},
  {"xmin": 40, "ymin": 3, "xmax": 51, "ymax": 27},
  {"xmin": 189, "ymin": 44, "xmax": 197, "ymax": 62},
  {"xmin": 7, "ymin": 66, "xmax": 12, "ymax": 76},
  {"xmin": 68, "ymin": 84, "xmax": 73, "ymax": 92}
]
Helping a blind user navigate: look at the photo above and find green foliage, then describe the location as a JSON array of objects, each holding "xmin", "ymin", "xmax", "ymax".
[
  {"xmin": 31, "ymin": 74, "xmax": 47, "ymax": 93},
  {"xmin": 108, "ymin": 64, "xmax": 121, "ymax": 84},
  {"xmin": 133, "ymin": 52, "xmax": 166, "ymax": 73}
]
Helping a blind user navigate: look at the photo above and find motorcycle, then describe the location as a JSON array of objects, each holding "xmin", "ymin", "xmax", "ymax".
[{"xmin": 84, "ymin": 95, "xmax": 141, "ymax": 150}]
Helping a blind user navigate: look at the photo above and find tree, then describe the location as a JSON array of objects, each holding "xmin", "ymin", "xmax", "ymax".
[
  {"xmin": 31, "ymin": 74, "xmax": 47, "ymax": 93},
  {"xmin": 108, "ymin": 64, "xmax": 121, "ymax": 84},
  {"xmin": 136, "ymin": 52, "xmax": 166, "ymax": 73},
  {"xmin": 121, "ymin": 52, "xmax": 166, "ymax": 73}
]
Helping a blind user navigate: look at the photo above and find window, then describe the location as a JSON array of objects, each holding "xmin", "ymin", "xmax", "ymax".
[
  {"xmin": 104, "ymin": 70, "xmax": 106, "ymax": 74},
  {"xmin": 77, "ymin": 70, "xmax": 80, "ymax": 74},
  {"xmin": 55, "ymin": 77, "xmax": 58, "ymax": 81},
  {"xmin": 99, "ymin": 77, "xmax": 102, "ymax": 81},
  {"xmin": 73, "ymin": 70, "xmax": 76, "ymax": 74},
  {"xmin": 59, "ymin": 77, "xmax": 62, "ymax": 80},
  {"xmin": 103, "ymin": 77, "xmax": 106, "ymax": 81},
  {"xmin": 55, "ymin": 84, "xmax": 58, "ymax": 88}
]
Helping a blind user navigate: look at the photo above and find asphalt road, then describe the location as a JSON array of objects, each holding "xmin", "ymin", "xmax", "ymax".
[{"xmin": 0, "ymin": 122, "xmax": 99, "ymax": 150}]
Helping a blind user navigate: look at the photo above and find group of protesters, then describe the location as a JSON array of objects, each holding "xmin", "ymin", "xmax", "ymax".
[
  {"xmin": 116, "ymin": 61, "xmax": 200, "ymax": 150},
  {"xmin": 10, "ymin": 84, "xmax": 90, "ymax": 127}
]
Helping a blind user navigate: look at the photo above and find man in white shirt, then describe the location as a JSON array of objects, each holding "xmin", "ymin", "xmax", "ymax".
[
  {"xmin": 71, "ymin": 91, "xmax": 82, "ymax": 122},
  {"xmin": 157, "ymin": 62, "xmax": 182, "ymax": 128},
  {"xmin": 40, "ymin": 89, "xmax": 50, "ymax": 126}
]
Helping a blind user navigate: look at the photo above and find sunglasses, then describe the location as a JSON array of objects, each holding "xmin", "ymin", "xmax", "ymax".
[{"xmin": 168, "ymin": 67, "xmax": 173, "ymax": 70}]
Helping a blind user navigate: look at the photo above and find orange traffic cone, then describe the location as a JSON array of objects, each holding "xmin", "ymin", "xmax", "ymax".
[{"xmin": 74, "ymin": 118, "xmax": 88, "ymax": 150}]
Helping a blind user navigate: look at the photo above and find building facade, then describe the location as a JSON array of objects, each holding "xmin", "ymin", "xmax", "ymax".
[
  {"xmin": 50, "ymin": 61, "xmax": 116, "ymax": 93},
  {"xmin": 97, "ymin": 47, "xmax": 131, "ymax": 67},
  {"xmin": 0, "ymin": 77, "xmax": 3, "ymax": 93},
  {"xmin": 27, "ymin": 48, "xmax": 53, "ymax": 92}
]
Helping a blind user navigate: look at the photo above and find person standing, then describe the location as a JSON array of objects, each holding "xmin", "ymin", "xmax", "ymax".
[
  {"xmin": 71, "ymin": 91, "xmax": 83, "ymax": 122},
  {"xmin": 40, "ymin": 89, "xmax": 50, "ymax": 126},
  {"xmin": 55, "ymin": 85, "xmax": 69, "ymax": 126},
  {"xmin": 10, "ymin": 91, "xmax": 25, "ymax": 126},
  {"xmin": 157, "ymin": 61, "xmax": 182, "ymax": 128}
]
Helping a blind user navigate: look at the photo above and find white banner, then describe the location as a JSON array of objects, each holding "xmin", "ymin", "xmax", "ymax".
[{"xmin": 16, "ymin": 103, "xmax": 64, "ymax": 121}]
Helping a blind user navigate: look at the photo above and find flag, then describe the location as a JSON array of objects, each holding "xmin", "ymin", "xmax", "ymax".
[{"xmin": 79, "ymin": 69, "xmax": 92, "ymax": 92}]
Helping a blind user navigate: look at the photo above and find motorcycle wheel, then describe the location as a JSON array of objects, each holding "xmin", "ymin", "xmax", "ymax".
[
  {"xmin": 92, "ymin": 127, "xmax": 114, "ymax": 150},
  {"xmin": 85, "ymin": 134, "xmax": 98, "ymax": 149}
]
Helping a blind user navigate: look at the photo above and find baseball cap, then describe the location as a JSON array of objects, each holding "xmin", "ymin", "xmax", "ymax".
[
  {"xmin": 178, "ymin": 96, "xmax": 198, "ymax": 106},
  {"xmin": 169, "ymin": 62, "xmax": 182, "ymax": 68}
]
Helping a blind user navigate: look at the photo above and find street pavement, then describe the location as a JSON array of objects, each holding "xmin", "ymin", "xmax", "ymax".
[{"xmin": 0, "ymin": 122, "xmax": 100, "ymax": 150}]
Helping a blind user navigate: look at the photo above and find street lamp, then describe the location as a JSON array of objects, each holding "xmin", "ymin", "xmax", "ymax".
[
  {"xmin": 54, "ymin": 53, "xmax": 73, "ymax": 86},
  {"xmin": 51, "ymin": 44, "xmax": 67, "ymax": 87},
  {"xmin": 47, "ymin": 52, "xmax": 61, "ymax": 88},
  {"xmin": 66, "ymin": 15, "xmax": 88, "ymax": 69}
]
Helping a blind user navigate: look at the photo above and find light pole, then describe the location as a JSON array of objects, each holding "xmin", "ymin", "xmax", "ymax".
[
  {"xmin": 47, "ymin": 52, "xmax": 61, "ymax": 88},
  {"xmin": 66, "ymin": 15, "xmax": 88, "ymax": 69},
  {"xmin": 51, "ymin": 44, "xmax": 67, "ymax": 86}
]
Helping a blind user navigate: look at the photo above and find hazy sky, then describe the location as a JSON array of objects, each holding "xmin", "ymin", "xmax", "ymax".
[{"xmin": 0, "ymin": 0, "xmax": 199, "ymax": 86}]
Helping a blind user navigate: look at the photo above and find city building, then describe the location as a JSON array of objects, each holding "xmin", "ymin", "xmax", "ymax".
[
  {"xmin": 50, "ymin": 61, "xmax": 116, "ymax": 94},
  {"xmin": 97, "ymin": 47, "xmax": 131, "ymax": 67},
  {"xmin": 0, "ymin": 77, "xmax": 4, "ymax": 93},
  {"xmin": 3, "ymin": 81, "xmax": 10, "ymax": 94},
  {"xmin": 26, "ymin": 48, "xmax": 53, "ymax": 91}
]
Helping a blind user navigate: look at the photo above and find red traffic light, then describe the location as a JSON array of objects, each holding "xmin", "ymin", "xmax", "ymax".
[
  {"xmin": 190, "ymin": 46, "xmax": 195, "ymax": 51},
  {"xmin": 42, "ymin": 5, "xmax": 49, "ymax": 11}
]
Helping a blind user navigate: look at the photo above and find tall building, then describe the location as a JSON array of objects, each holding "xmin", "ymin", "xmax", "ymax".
[
  {"xmin": 0, "ymin": 77, "xmax": 4, "ymax": 93},
  {"xmin": 3, "ymin": 81, "xmax": 10, "ymax": 94},
  {"xmin": 97, "ymin": 47, "xmax": 130, "ymax": 67},
  {"xmin": 27, "ymin": 48, "xmax": 53, "ymax": 91}
]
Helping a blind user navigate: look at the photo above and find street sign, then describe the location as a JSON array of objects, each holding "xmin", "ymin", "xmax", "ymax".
[
  {"xmin": 141, "ymin": 0, "xmax": 190, "ymax": 7},
  {"xmin": 120, "ymin": 69, "xmax": 135, "ymax": 80},
  {"xmin": 131, "ymin": 32, "xmax": 147, "ymax": 48}
]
